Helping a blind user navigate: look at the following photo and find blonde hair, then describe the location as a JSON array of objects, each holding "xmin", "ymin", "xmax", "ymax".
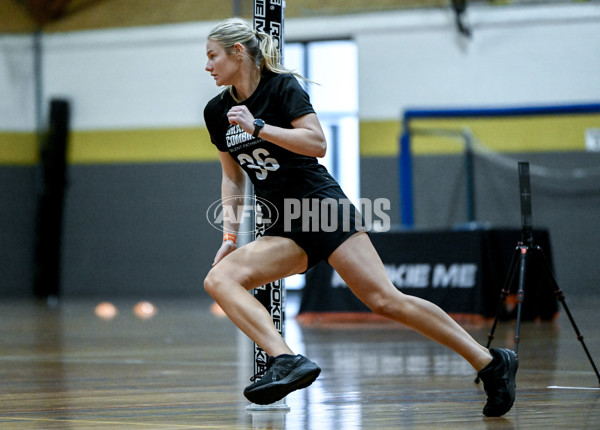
[{"xmin": 208, "ymin": 18, "xmax": 308, "ymax": 100}]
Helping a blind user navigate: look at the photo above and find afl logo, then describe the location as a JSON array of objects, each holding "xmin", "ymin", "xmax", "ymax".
[{"xmin": 206, "ymin": 195, "xmax": 279, "ymax": 235}]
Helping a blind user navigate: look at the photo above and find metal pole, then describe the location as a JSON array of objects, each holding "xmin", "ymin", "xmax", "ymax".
[
  {"xmin": 33, "ymin": 29, "xmax": 44, "ymax": 153},
  {"xmin": 463, "ymin": 130, "xmax": 475, "ymax": 223},
  {"xmin": 399, "ymin": 123, "xmax": 414, "ymax": 227},
  {"xmin": 248, "ymin": 0, "xmax": 289, "ymax": 413},
  {"xmin": 233, "ymin": 0, "xmax": 242, "ymax": 16}
]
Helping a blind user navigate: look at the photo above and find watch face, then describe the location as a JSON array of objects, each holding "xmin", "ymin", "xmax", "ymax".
[{"xmin": 253, "ymin": 119, "xmax": 265, "ymax": 137}]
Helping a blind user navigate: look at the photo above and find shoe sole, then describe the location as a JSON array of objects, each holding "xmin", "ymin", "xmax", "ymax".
[
  {"xmin": 483, "ymin": 348, "xmax": 519, "ymax": 417},
  {"xmin": 244, "ymin": 364, "xmax": 321, "ymax": 405}
]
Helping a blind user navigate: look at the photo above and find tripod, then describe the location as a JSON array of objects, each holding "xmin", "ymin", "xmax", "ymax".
[{"xmin": 476, "ymin": 162, "xmax": 600, "ymax": 385}]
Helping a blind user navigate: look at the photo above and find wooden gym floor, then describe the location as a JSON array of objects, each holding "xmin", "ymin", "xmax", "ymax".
[{"xmin": 0, "ymin": 292, "xmax": 598, "ymax": 429}]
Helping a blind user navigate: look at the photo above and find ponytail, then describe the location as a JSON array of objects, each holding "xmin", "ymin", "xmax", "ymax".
[{"xmin": 255, "ymin": 31, "xmax": 285, "ymax": 75}]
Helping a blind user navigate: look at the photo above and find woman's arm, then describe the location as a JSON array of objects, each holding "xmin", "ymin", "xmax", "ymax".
[
  {"xmin": 227, "ymin": 106, "xmax": 327, "ymax": 158},
  {"xmin": 213, "ymin": 150, "xmax": 247, "ymax": 265},
  {"xmin": 219, "ymin": 150, "xmax": 247, "ymax": 234}
]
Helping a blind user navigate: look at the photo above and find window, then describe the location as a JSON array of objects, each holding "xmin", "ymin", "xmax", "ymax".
[
  {"xmin": 284, "ymin": 40, "xmax": 359, "ymax": 290},
  {"xmin": 285, "ymin": 40, "xmax": 359, "ymax": 205}
]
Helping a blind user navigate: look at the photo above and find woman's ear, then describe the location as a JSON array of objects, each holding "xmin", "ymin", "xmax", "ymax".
[{"xmin": 233, "ymin": 42, "xmax": 245, "ymax": 57}]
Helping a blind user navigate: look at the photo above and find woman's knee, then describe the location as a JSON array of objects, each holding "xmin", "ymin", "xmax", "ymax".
[
  {"xmin": 366, "ymin": 293, "xmax": 394, "ymax": 317},
  {"xmin": 203, "ymin": 269, "xmax": 218, "ymax": 297},
  {"xmin": 204, "ymin": 263, "xmax": 253, "ymax": 297},
  {"xmin": 204, "ymin": 266, "xmax": 231, "ymax": 298},
  {"xmin": 364, "ymin": 289, "xmax": 409, "ymax": 320}
]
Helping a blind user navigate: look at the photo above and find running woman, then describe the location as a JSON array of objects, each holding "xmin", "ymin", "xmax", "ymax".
[{"xmin": 203, "ymin": 17, "xmax": 517, "ymax": 416}]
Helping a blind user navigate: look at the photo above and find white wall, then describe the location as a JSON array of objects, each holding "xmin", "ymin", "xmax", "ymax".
[
  {"xmin": 0, "ymin": 35, "xmax": 35, "ymax": 131},
  {"xmin": 0, "ymin": 3, "xmax": 598, "ymax": 132},
  {"xmin": 353, "ymin": 4, "xmax": 600, "ymax": 119},
  {"xmin": 42, "ymin": 23, "xmax": 215, "ymax": 130},
  {"xmin": 284, "ymin": 4, "xmax": 600, "ymax": 120}
]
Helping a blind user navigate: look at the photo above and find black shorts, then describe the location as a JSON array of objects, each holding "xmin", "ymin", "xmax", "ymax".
[{"xmin": 262, "ymin": 185, "xmax": 363, "ymax": 271}]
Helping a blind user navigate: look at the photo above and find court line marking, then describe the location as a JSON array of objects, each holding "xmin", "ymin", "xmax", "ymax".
[{"xmin": 548, "ymin": 385, "xmax": 600, "ymax": 391}]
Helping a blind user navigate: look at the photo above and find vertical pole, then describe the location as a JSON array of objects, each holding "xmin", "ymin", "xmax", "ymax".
[
  {"xmin": 232, "ymin": 0, "xmax": 242, "ymax": 16},
  {"xmin": 518, "ymin": 162, "xmax": 534, "ymax": 246},
  {"xmin": 250, "ymin": 0, "xmax": 287, "ymax": 409},
  {"xmin": 513, "ymin": 247, "xmax": 527, "ymax": 356},
  {"xmin": 33, "ymin": 99, "xmax": 70, "ymax": 302},
  {"xmin": 399, "ymin": 120, "xmax": 414, "ymax": 227},
  {"xmin": 33, "ymin": 29, "xmax": 44, "ymax": 150},
  {"xmin": 463, "ymin": 130, "xmax": 475, "ymax": 223},
  {"xmin": 329, "ymin": 124, "xmax": 339, "ymax": 180}
]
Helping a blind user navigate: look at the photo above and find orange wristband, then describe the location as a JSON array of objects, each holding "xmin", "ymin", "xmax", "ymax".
[{"xmin": 223, "ymin": 233, "xmax": 237, "ymax": 244}]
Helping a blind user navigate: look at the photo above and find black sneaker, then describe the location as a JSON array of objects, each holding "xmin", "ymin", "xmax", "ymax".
[
  {"xmin": 477, "ymin": 348, "xmax": 519, "ymax": 417},
  {"xmin": 244, "ymin": 354, "xmax": 321, "ymax": 405}
]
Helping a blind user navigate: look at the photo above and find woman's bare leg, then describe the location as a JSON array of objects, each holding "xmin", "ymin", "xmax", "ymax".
[
  {"xmin": 328, "ymin": 232, "xmax": 492, "ymax": 371},
  {"xmin": 204, "ymin": 236, "xmax": 308, "ymax": 357}
]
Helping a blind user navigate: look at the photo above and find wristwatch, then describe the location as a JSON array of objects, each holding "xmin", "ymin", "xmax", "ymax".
[{"xmin": 252, "ymin": 118, "xmax": 265, "ymax": 137}]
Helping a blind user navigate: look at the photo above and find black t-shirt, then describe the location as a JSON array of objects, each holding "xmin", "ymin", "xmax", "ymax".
[{"xmin": 203, "ymin": 71, "xmax": 338, "ymax": 205}]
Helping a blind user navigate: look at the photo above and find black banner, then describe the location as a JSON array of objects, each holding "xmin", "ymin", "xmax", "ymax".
[{"xmin": 300, "ymin": 229, "xmax": 558, "ymax": 320}]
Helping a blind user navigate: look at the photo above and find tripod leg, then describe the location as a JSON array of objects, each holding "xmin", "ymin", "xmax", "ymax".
[
  {"xmin": 485, "ymin": 246, "xmax": 521, "ymax": 349},
  {"xmin": 535, "ymin": 246, "xmax": 600, "ymax": 385},
  {"xmin": 475, "ymin": 246, "xmax": 520, "ymax": 384},
  {"xmin": 512, "ymin": 247, "xmax": 528, "ymax": 356}
]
